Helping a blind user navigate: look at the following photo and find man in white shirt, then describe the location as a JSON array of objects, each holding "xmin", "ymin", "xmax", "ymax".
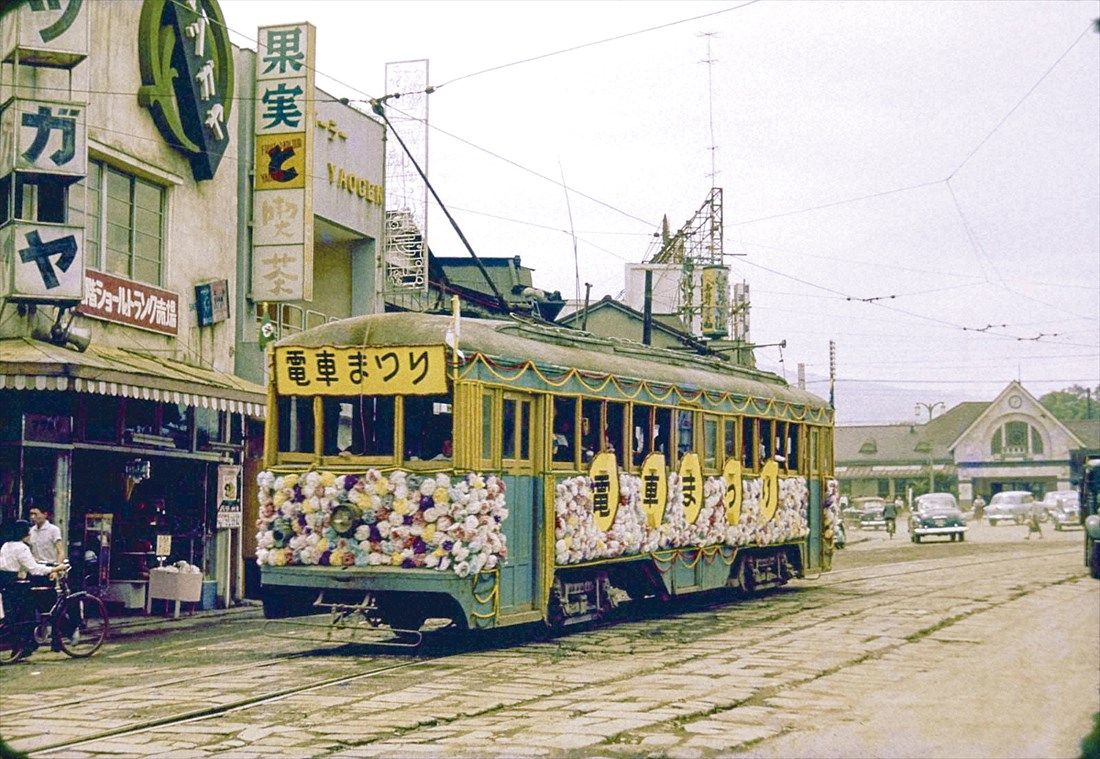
[
  {"xmin": 29, "ymin": 507, "xmax": 63, "ymax": 565},
  {"xmin": 1, "ymin": 520, "xmax": 65, "ymax": 657}
]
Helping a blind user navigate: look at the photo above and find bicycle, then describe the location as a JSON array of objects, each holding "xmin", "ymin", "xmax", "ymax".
[
  {"xmin": 885, "ymin": 517, "xmax": 897, "ymax": 539},
  {"xmin": 1, "ymin": 566, "xmax": 109, "ymax": 664}
]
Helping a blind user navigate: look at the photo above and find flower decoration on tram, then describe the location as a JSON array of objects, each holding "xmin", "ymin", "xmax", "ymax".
[{"xmin": 255, "ymin": 469, "xmax": 508, "ymax": 577}]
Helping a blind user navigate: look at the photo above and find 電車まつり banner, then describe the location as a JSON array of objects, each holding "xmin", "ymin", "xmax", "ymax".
[{"xmin": 272, "ymin": 345, "xmax": 447, "ymax": 396}]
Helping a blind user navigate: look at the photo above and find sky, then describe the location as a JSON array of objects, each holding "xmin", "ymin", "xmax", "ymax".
[{"xmin": 219, "ymin": 0, "xmax": 1100, "ymax": 424}]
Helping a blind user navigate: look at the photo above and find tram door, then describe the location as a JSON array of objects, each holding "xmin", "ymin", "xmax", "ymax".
[{"xmin": 498, "ymin": 392, "xmax": 541, "ymax": 613}]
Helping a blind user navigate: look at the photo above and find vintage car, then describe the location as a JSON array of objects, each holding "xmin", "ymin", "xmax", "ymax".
[
  {"xmin": 854, "ymin": 497, "xmax": 887, "ymax": 530},
  {"xmin": 985, "ymin": 490, "xmax": 1037, "ymax": 526},
  {"xmin": 909, "ymin": 493, "xmax": 967, "ymax": 543},
  {"xmin": 1041, "ymin": 490, "xmax": 1081, "ymax": 531}
]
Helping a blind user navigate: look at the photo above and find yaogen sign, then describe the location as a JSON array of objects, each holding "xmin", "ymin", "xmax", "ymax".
[{"xmin": 78, "ymin": 268, "xmax": 180, "ymax": 336}]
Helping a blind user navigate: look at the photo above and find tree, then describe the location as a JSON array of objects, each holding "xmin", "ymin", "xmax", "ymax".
[{"xmin": 1038, "ymin": 384, "xmax": 1100, "ymax": 421}]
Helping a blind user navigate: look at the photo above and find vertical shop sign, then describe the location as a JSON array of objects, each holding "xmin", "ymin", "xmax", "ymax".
[
  {"xmin": 216, "ymin": 464, "xmax": 241, "ymax": 528},
  {"xmin": 136, "ymin": 0, "xmax": 234, "ymax": 181},
  {"xmin": 0, "ymin": 98, "xmax": 87, "ymax": 178},
  {"xmin": 0, "ymin": 0, "xmax": 90, "ymax": 67},
  {"xmin": 251, "ymin": 22, "xmax": 315, "ymax": 302}
]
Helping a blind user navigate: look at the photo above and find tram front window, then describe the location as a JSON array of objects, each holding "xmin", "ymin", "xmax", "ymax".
[
  {"xmin": 277, "ymin": 396, "xmax": 315, "ymax": 454},
  {"xmin": 322, "ymin": 396, "xmax": 394, "ymax": 456},
  {"xmin": 404, "ymin": 394, "xmax": 453, "ymax": 461}
]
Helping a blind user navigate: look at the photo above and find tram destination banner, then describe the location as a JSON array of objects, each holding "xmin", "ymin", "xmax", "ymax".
[{"xmin": 273, "ymin": 345, "xmax": 448, "ymax": 396}]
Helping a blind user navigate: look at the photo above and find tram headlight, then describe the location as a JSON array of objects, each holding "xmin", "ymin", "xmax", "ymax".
[{"xmin": 330, "ymin": 505, "xmax": 361, "ymax": 537}]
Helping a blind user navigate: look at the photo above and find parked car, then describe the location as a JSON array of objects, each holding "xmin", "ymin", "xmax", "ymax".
[
  {"xmin": 985, "ymin": 490, "xmax": 1037, "ymax": 525},
  {"xmin": 841, "ymin": 497, "xmax": 864, "ymax": 524},
  {"xmin": 909, "ymin": 493, "xmax": 967, "ymax": 543},
  {"xmin": 1041, "ymin": 490, "xmax": 1081, "ymax": 531},
  {"xmin": 854, "ymin": 496, "xmax": 887, "ymax": 530}
]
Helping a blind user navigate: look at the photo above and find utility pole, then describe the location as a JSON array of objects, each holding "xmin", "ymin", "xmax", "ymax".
[
  {"xmin": 915, "ymin": 401, "xmax": 945, "ymax": 423},
  {"xmin": 915, "ymin": 401, "xmax": 944, "ymax": 493},
  {"xmin": 828, "ymin": 341, "xmax": 836, "ymax": 410}
]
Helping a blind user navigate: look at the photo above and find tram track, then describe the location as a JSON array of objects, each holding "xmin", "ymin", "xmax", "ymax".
[
  {"xmin": 17, "ymin": 544, "xmax": 1084, "ymax": 757},
  {"xmin": 30, "ymin": 659, "xmax": 422, "ymax": 755}
]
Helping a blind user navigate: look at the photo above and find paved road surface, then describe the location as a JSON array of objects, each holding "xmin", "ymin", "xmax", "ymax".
[{"xmin": 1, "ymin": 520, "xmax": 1095, "ymax": 758}]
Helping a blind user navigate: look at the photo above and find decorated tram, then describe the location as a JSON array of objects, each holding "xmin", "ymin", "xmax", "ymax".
[{"xmin": 256, "ymin": 310, "xmax": 839, "ymax": 633}]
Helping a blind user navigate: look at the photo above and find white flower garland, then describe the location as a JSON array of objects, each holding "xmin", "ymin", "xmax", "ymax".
[
  {"xmin": 553, "ymin": 472, "xmax": 813, "ymax": 564},
  {"xmin": 255, "ymin": 470, "xmax": 508, "ymax": 578}
]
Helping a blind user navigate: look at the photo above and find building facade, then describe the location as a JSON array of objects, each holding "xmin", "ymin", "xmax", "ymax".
[
  {"xmin": 836, "ymin": 382, "xmax": 1100, "ymax": 506},
  {"xmin": 0, "ymin": 0, "xmax": 388, "ymax": 607}
]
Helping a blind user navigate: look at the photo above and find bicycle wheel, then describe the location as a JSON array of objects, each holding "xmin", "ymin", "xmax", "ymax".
[{"xmin": 55, "ymin": 592, "xmax": 109, "ymax": 658}]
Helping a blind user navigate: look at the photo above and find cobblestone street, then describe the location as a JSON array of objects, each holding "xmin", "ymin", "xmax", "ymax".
[{"xmin": 2, "ymin": 523, "xmax": 1096, "ymax": 758}]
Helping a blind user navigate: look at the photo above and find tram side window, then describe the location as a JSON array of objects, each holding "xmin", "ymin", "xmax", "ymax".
[
  {"xmin": 632, "ymin": 404, "xmax": 652, "ymax": 465},
  {"xmin": 742, "ymin": 416, "xmax": 756, "ymax": 470},
  {"xmin": 605, "ymin": 401, "xmax": 626, "ymax": 463},
  {"xmin": 552, "ymin": 396, "xmax": 577, "ymax": 464},
  {"xmin": 404, "ymin": 395, "xmax": 453, "ymax": 460},
  {"xmin": 481, "ymin": 392, "xmax": 493, "ymax": 462},
  {"xmin": 322, "ymin": 396, "xmax": 394, "ymax": 456},
  {"xmin": 581, "ymin": 399, "xmax": 601, "ymax": 462},
  {"xmin": 501, "ymin": 396, "xmax": 532, "ymax": 462},
  {"xmin": 703, "ymin": 416, "xmax": 718, "ymax": 470},
  {"xmin": 759, "ymin": 418, "xmax": 773, "ymax": 463},
  {"xmin": 676, "ymin": 410, "xmax": 695, "ymax": 460},
  {"xmin": 502, "ymin": 398, "xmax": 516, "ymax": 459},
  {"xmin": 786, "ymin": 423, "xmax": 801, "ymax": 472},
  {"xmin": 653, "ymin": 407, "xmax": 671, "ymax": 459},
  {"xmin": 277, "ymin": 396, "xmax": 315, "ymax": 454},
  {"xmin": 723, "ymin": 417, "xmax": 737, "ymax": 466}
]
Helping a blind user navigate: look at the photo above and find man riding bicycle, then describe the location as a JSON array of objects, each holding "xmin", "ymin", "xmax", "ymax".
[
  {"xmin": 882, "ymin": 500, "xmax": 899, "ymax": 538},
  {"xmin": 0, "ymin": 520, "xmax": 69, "ymax": 659}
]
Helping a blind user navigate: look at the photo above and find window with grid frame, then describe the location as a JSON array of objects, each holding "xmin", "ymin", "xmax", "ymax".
[{"xmin": 80, "ymin": 160, "xmax": 166, "ymax": 285}]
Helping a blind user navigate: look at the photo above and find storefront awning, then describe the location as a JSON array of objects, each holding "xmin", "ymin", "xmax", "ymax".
[
  {"xmin": 837, "ymin": 463, "xmax": 956, "ymax": 479},
  {"xmin": 0, "ymin": 337, "xmax": 266, "ymax": 417}
]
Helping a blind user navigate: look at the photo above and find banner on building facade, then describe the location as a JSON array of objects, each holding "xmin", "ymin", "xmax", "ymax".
[
  {"xmin": 77, "ymin": 268, "xmax": 179, "ymax": 335},
  {"xmin": 251, "ymin": 22, "xmax": 315, "ymax": 302}
]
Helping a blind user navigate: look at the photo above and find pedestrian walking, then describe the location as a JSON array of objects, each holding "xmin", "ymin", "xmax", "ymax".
[
  {"xmin": 1025, "ymin": 508, "xmax": 1043, "ymax": 539},
  {"xmin": 28, "ymin": 505, "xmax": 63, "ymax": 564},
  {"xmin": 973, "ymin": 495, "xmax": 986, "ymax": 521}
]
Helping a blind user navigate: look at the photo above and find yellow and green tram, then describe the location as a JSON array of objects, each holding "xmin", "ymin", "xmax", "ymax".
[{"xmin": 257, "ymin": 311, "xmax": 839, "ymax": 632}]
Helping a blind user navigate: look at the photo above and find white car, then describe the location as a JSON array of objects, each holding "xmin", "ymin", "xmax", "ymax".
[
  {"xmin": 1041, "ymin": 490, "xmax": 1081, "ymax": 530},
  {"xmin": 985, "ymin": 491, "xmax": 1036, "ymax": 526}
]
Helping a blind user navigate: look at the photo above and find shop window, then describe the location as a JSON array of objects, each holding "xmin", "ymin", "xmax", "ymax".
[
  {"xmin": 632, "ymin": 404, "xmax": 653, "ymax": 466},
  {"xmin": 605, "ymin": 401, "xmax": 626, "ymax": 464},
  {"xmin": 580, "ymin": 399, "xmax": 601, "ymax": 463},
  {"xmin": 80, "ymin": 160, "xmax": 166, "ymax": 285},
  {"xmin": 552, "ymin": 396, "xmax": 578, "ymax": 466},
  {"xmin": 653, "ymin": 407, "xmax": 672, "ymax": 459},
  {"xmin": 83, "ymin": 396, "xmax": 119, "ymax": 443},
  {"xmin": 195, "ymin": 407, "xmax": 220, "ymax": 449},
  {"xmin": 742, "ymin": 417, "xmax": 756, "ymax": 470},
  {"xmin": 322, "ymin": 396, "xmax": 393, "ymax": 456},
  {"xmin": 277, "ymin": 396, "xmax": 314, "ymax": 454},
  {"xmin": 404, "ymin": 395, "xmax": 452, "ymax": 461},
  {"xmin": 228, "ymin": 412, "xmax": 244, "ymax": 446},
  {"xmin": 124, "ymin": 399, "xmax": 158, "ymax": 440},
  {"xmin": 159, "ymin": 402, "xmax": 191, "ymax": 449},
  {"xmin": 877, "ymin": 479, "xmax": 890, "ymax": 498},
  {"xmin": 702, "ymin": 415, "xmax": 718, "ymax": 470}
]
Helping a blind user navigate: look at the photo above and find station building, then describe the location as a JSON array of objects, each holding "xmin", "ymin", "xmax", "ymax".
[
  {"xmin": 836, "ymin": 382, "xmax": 1100, "ymax": 506},
  {"xmin": 0, "ymin": 0, "xmax": 385, "ymax": 608}
]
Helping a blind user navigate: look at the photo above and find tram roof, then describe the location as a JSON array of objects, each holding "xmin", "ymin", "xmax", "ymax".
[{"xmin": 275, "ymin": 312, "xmax": 830, "ymax": 412}]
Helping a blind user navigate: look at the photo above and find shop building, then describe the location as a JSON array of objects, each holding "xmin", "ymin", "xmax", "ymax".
[
  {"xmin": 1, "ymin": 0, "xmax": 267, "ymax": 608},
  {"xmin": 2, "ymin": 1, "xmax": 389, "ymax": 606}
]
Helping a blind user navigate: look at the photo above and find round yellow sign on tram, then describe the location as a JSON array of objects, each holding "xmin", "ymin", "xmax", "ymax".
[
  {"xmin": 588, "ymin": 451, "xmax": 620, "ymax": 532},
  {"xmin": 759, "ymin": 459, "xmax": 780, "ymax": 523},
  {"xmin": 722, "ymin": 458, "xmax": 743, "ymax": 525},
  {"xmin": 640, "ymin": 452, "xmax": 668, "ymax": 529},
  {"xmin": 679, "ymin": 452, "xmax": 703, "ymax": 524}
]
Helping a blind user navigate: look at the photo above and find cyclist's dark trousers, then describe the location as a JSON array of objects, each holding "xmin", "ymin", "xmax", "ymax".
[{"xmin": 0, "ymin": 573, "xmax": 36, "ymax": 651}]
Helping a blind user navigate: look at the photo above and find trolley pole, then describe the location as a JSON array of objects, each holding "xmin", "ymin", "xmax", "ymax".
[{"xmin": 915, "ymin": 401, "xmax": 944, "ymax": 493}]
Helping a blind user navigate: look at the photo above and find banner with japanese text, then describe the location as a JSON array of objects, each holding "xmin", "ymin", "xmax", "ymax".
[
  {"xmin": 273, "ymin": 345, "xmax": 448, "ymax": 396},
  {"xmin": 77, "ymin": 268, "xmax": 179, "ymax": 335},
  {"xmin": 251, "ymin": 22, "xmax": 315, "ymax": 302}
]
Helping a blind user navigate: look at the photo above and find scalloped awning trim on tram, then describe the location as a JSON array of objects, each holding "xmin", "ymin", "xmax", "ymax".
[
  {"xmin": 0, "ymin": 337, "xmax": 267, "ymax": 417},
  {"xmin": 273, "ymin": 312, "xmax": 832, "ymax": 418}
]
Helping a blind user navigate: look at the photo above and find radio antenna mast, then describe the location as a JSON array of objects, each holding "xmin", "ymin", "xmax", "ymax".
[{"xmin": 699, "ymin": 31, "xmax": 719, "ymax": 185}]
